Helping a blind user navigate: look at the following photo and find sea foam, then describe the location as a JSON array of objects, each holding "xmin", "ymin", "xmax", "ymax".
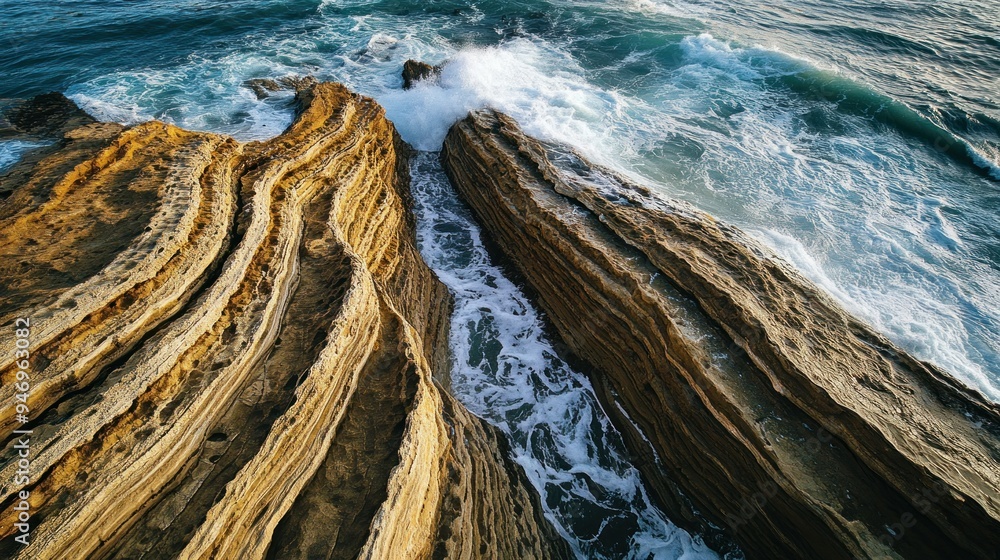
[
  {"xmin": 57, "ymin": 0, "xmax": 999, "ymax": 406},
  {"xmin": 378, "ymin": 39, "xmax": 622, "ymax": 152},
  {"xmin": 0, "ymin": 140, "xmax": 48, "ymax": 172},
  {"xmin": 409, "ymin": 152, "xmax": 719, "ymax": 560}
]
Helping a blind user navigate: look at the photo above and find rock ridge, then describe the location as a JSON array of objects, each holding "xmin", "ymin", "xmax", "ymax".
[
  {"xmin": 0, "ymin": 87, "xmax": 569, "ymax": 559},
  {"xmin": 441, "ymin": 109, "xmax": 1000, "ymax": 559}
]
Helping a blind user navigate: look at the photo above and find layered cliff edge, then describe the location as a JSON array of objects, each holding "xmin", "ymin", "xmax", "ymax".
[
  {"xmin": 442, "ymin": 110, "xmax": 1000, "ymax": 559},
  {"xmin": 0, "ymin": 86, "xmax": 570, "ymax": 559}
]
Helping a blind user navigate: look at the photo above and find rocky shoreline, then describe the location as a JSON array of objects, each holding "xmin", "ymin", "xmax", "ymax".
[
  {"xmin": 0, "ymin": 81, "xmax": 997, "ymax": 559},
  {"xmin": 0, "ymin": 84, "xmax": 567, "ymax": 559},
  {"xmin": 441, "ymin": 110, "xmax": 1000, "ymax": 559}
]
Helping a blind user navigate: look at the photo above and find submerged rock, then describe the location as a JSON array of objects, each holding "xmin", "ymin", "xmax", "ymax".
[
  {"xmin": 0, "ymin": 87, "xmax": 569, "ymax": 559},
  {"xmin": 242, "ymin": 75, "xmax": 318, "ymax": 99},
  {"xmin": 441, "ymin": 109, "xmax": 1000, "ymax": 559},
  {"xmin": 242, "ymin": 78, "xmax": 282, "ymax": 99}
]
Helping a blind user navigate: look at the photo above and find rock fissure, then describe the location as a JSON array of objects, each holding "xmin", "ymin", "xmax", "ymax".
[
  {"xmin": 0, "ymin": 86, "xmax": 569, "ymax": 560},
  {"xmin": 441, "ymin": 109, "xmax": 1000, "ymax": 560}
]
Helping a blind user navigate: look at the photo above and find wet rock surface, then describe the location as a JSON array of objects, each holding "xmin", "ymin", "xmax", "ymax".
[
  {"xmin": 0, "ymin": 92, "xmax": 95, "ymax": 138},
  {"xmin": 402, "ymin": 60, "xmax": 441, "ymax": 89},
  {"xmin": 441, "ymin": 109, "xmax": 1000, "ymax": 560},
  {"xmin": 242, "ymin": 75, "xmax": 318, "ymax": 99}
]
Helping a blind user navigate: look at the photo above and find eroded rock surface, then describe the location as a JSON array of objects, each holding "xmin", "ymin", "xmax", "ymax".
[
  {"xmin": 0, "ymin": 87, "xmax": 568, "ymax": 560},
  {"xmin": 402, "ymin": 60, "xmax": 441, "ymax": 90},
  {"xmin": 441, "ymin": 109, "xmax": 1000, "ymax": 559}
]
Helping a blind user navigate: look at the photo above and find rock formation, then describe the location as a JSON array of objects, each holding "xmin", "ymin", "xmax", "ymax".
[
  {"xmin": 242, "ymin": 76, "xmax": 319, "ymax": 100},
  {"xmin": 0, "ymin": 86, "xmax": 569, "ymax": 559},
  {"xmin": 441, "ymin": 109, "xmax": 1000, "ymax": 559},
  {"xmin": 243, "ymin": 78, "xmax": 284, "ymax": 100},
  {"xmin": 0, "ymin": 92, "xmax": 96, "ymax": 139},
  {"xmin": 401, "ymin": 60, "xmax": 441, "ymax": 90}
]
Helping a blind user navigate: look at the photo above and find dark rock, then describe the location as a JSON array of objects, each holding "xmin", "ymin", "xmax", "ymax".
[
  {"xmin": 276, "ymin": 75, "xmax": 318, "ymax": 92},
  {"xmin": 242, "ymin": 76, "xmax": 318, "ymax": 99},
  {"xmin": 402, "ymin": 59, "xmax": 440, "ymax": 89},
  {"xmin": 1, "ymin": 92, "xmax": 95, "ymax": 137},
  {"xmin": 242, "ymin": 78, "xmax": 282, "ymax": 99}
]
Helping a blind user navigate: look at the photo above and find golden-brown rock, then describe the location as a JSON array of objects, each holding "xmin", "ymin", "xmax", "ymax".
[
  {"xmin": 441, "ymin": 109, "xmax": 1000, "ymax": 559},
  {"xmin": 0, "ymin": 87, "xmax": 569, "ymax": 559}
]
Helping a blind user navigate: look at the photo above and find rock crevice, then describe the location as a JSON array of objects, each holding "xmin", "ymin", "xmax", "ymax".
[
  {"xmin": 0, "ymin": 87, "xmax": 568, "ymax": 560},
  {"xmin": 441, "ymin": 109, "xmax": 1000, "ymax": 560}
]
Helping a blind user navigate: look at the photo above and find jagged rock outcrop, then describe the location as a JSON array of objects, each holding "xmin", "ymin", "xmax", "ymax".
[
  {"xmin": 442, "ymin": 110, "xmax": 1000, "ymax": 559},
  {"xmin": 0, "ymin": 87, "xmax": 569, "ymax": 559},
  {"xmin": 402, "ymin": 60, "xmax": 441, "ymax": 90},
  {"xmin": 242, "ymin": 78, "xmax": 283, "ymax": 99},
  {"xmin": 242, "ymin": 76, "xmax": 319, "ymax": 99}
]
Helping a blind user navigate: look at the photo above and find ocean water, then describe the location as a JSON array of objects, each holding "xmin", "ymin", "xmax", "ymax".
[
  {"xmin": 1, "ymin": 0, "xmax": 998, "ymax": 557},
  {"xmin": 410, "ymin": 152, "xmax": 717, "ymax": 559}
]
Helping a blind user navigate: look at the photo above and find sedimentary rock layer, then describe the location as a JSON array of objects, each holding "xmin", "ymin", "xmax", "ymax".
[
  {"xmin": 0, "ymin": 86, "xmax": 568, "ymax": 559},
  {"xmin": 442, "ymin": 109, "xmax": 1000, "ymax": 559}
]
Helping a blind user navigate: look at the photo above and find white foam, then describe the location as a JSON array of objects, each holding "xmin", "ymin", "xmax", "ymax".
[
  {"xmin": 965, "ymin": 143, "xmax": 1000, "ymax": 180},
  {"xmin": 626, "ymin": 33, "xmax": 1000, "ymax": 400},
  {"xmin": 377, "ymin": 39, "xmax": 624, "ymax": 153},
  {"xmin": 753, "ymin": 228, "xmax": 999, "ymax": 401},
  {"xmin": 752, "ymin": 229, "xmax": 857, "ymax": 305},
  {"xmin": 611, "ymin": 0, "xmax": 712, "ymax": 20},
  {"xmin": 682, "ymin": 30, "xmax": 1000, "ymax": 182},
  {"xmin": 67, "ymin": 52, "xmax": 299, "ymax": 141},
  {"xmin": 0, "ymin": 140, "xmax": 48, "ymax": 172},
  {"xmin": 69, "ymin": 92, "xmax": 145, "ymax": 126},
  {"xmin": 59, "ymin": 4, "xmax": 999, "ymax": 404},
  {"xmin": 409, "ymin": 152, "xmax": 718, "ymax": 559}
]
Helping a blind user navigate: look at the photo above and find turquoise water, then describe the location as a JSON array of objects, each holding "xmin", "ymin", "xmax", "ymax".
[
  {"xmin": 2, "ymin": 1, "xmax": 998, "ymax": 557},
  {"xmin": 2, "ymin": 0, "xmax": 996, "ymax": 398}
]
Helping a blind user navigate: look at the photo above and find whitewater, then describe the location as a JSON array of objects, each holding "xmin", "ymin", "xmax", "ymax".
[{"xmin": 2, "ymin": 0, "xmax": 998, "ymax": 557}]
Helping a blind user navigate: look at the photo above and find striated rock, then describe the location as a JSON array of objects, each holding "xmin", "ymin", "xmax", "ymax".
[
  {"xmin": 402, "ymin": 60, "xmax": 441, "ymax": 90},
  {"xmin": 441, "ymin": 109, "xmax": 1000, "ymax": 559},
  {"xmin": 0, "ymin": 87, "xmax": 569, "ymax": 559}
]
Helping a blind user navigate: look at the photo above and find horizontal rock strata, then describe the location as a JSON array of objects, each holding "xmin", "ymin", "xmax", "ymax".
[
  {"xmin": 0, "ymin": 87, "xmax": 569, "ymax": 559},
  {"xmin": 441, "ymin": 109, "xmax": 1000, "ymax": 559}
]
